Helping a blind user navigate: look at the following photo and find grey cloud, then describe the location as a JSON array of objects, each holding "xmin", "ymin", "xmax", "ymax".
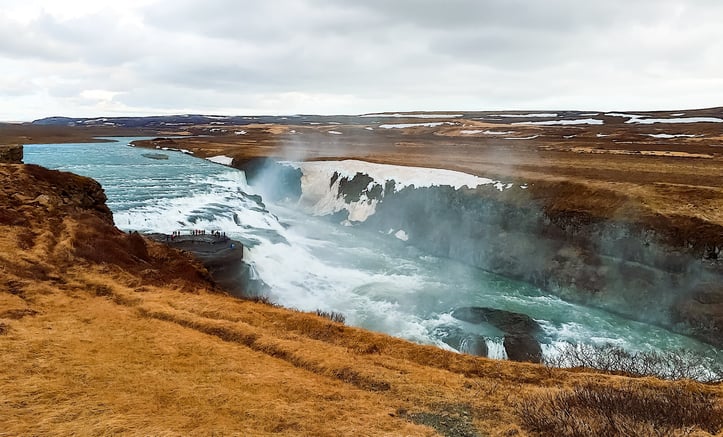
[{"xmin": 2, "ymin": 0, "xmax": 723, "ymax": 119}]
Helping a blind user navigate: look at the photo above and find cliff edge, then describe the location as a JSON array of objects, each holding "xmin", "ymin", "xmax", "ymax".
[{"xmin": 1, "ymin": 163, "xmax": 721, "ymax": 436}]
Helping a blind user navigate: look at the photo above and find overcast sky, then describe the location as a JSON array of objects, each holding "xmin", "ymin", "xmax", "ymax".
[{"xmin": 2, "ymin": 0, "xmax": 722, "ymax": 120}]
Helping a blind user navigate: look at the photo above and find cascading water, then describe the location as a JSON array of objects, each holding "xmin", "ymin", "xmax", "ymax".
[{"xmin": 24, "ymin": 138, "xmax": 721, "ymax": 368}]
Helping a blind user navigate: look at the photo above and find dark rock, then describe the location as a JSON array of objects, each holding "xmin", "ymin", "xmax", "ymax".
[
  {"xmin": 451, "ymin": 307, "xmax": 543, "ymax": 362},
  {"xmin": 451, "ymin": 307, "xmax": 541, "ymax": 335},
  {"xmin": 503, "ymin": 334, "xmax": 543, "ymax": 363},
  {"xmin": 0, "ymin": 145, "xmax": 23, "ymax": 163},
  {"xmin": 141, "ymin": 153, "xmax": 169, "ymax": 160}
]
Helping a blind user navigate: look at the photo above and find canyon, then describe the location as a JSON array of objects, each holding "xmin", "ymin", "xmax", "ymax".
[{"xmin": 2, "ymin": 110, "xmax": 722, "ymax": 435}]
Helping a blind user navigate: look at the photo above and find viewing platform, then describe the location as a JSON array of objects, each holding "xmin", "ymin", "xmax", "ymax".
[{"xmin": 146, "ymin": 229, "xmax": 243, "ymax": 259}]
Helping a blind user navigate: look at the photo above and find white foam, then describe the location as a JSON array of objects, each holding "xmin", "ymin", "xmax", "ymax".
[
  {"xmin": 460, "ymin": 130, "xmax": 484, "ymax": 135},
  {"xmin": 235, "ymin": 130, "xmax": 247, "ymax": 135},
  {"xmin": 206, "ymin": 155, "xmax": 234, "ymax": 166},
  {"xmin": 394, "ymin": 230, "xmax": 409, "ymax": 241},
  {"xmin": 485, "ymin": 338, "xmax": 508, "ymax": 359},
  {"xmin": 515, "ymin": 118, "xmax": 603, "ymax": 126}
]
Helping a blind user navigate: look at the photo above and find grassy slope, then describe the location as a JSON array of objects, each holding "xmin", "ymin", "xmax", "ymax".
[{"xmin": 1, "ymin": 165, "xmax": 722, "ymax": 436}]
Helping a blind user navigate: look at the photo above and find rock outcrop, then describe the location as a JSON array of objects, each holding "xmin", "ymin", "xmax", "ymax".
[
  {"xmin": 0, "ymin": 145, "xmax": 23, "ymax": 163},
  {"xmin": 355, "ymin": 182, "xmax": 723, "ymax": 348},
  {"xmin": 452, "ymin": 307, "xmax": 544, "ymax": 363}
]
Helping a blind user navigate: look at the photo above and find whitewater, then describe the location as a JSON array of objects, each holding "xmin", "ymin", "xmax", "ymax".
[{"xmin": 24, "ymin": 138, "xmax": 721, "ymax": 364}]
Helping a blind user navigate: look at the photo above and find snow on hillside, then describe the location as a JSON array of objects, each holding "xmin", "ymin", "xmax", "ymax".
[
  {"xmin": 287, "ymin": 160, "xmax": 510, "ymax": 223},
  {"xmin": 515, "ymin": 118, "xmax": 603, "ymax": 126}
]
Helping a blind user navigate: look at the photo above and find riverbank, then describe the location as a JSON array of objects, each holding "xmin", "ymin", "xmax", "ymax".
[{"xmin": 2, "ymin": 160, "xmax": 722, "ymax": 435}]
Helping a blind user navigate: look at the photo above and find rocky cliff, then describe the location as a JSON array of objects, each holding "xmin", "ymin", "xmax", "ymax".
[
  {"xmin": 363, "ymin": 181, "xmax": 723, "ymax": 347},
  {"xmin": 0, "ymin": 145, "xmax": 23, "ymax": 163}
]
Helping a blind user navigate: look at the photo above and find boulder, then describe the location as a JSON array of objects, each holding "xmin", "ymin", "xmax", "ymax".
[
  {"xmin": 503, "ymin": 334, "xmax": 543, "ymax": 363},
  {"xmin": 451, "ymin": 307, "xmax": 542, "ymax": 335},
  {"xmin": 452, "ymin": 306, "xmax": 543, "ymax": 363},
  {"xmin": 0, "ymin": 145, "xmax": 23, "ymax": 163}
]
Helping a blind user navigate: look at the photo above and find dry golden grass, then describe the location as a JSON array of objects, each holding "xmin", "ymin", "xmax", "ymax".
[{"xmin": 2, "ymin": 163, "xmax": 722, "ymax": 436}]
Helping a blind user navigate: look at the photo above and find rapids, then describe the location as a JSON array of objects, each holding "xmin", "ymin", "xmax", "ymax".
[{"xmin": 24, "ymin": 138, "xmax": 721, "ymax": 366}]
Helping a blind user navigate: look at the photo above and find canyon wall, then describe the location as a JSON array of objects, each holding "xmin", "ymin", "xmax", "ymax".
[{"xmin": 238, "ymin": 158, "xmax": 723, "ymax": 348}]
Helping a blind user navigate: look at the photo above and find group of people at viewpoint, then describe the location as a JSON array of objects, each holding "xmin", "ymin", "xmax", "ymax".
[{"xmin": 167, "ymin": 229, "xmax": 228, "ymax": 241}]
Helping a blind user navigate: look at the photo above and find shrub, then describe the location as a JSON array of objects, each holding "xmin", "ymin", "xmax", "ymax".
[
  {"xmin": 315, "ymin": 310, "xmax": 346, "ymax": 324},
  {"xmin": 545, "ymin": 342, "xmax": 723, "ymax": 383},
  {"xmin": 518, "ymin": 382, "xmax": 723, "ymax": 436}
]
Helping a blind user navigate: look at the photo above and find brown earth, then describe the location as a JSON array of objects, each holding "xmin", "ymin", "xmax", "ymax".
[
  {"xmin": 2, "ymin": 158, "xmax": 722, "ymax": 433},
  {"xmin": 128, "ymin": 110, "xmax": 723, "ymax": 247}
]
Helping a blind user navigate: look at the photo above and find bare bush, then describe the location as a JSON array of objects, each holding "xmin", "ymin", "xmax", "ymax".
[
  {"xmin": 315, "ymin": 310, "xmax": 346, "ymax": 324},
  {"xmin": 518, "ymin": 382, "xmax": 723, "ymax": 436},
  {"xmin": 545, "ymin": 342, "xmax": 723, "ymax": 383}
]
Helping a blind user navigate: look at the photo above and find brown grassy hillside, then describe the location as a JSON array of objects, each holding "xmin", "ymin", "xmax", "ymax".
[{"xmin": 1, "ymin": 163, "xmax": 722, "ymax": 436}]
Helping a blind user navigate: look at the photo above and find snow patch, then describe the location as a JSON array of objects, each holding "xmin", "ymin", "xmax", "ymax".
[
  {"xmin": 206, "ymin": 155, "xmax": 234, "ymax": 166},
  {"xmin": 460, "ymin": 129, "xmax": 517, "ymax": 135},
  {"xmin": 504, "ymin": 135, "xmax": 539, "ymax": 140},
  {"xmin": 645, "ymin": 133, "xmax": 697, "ymax": 139},
  {"xmin": 394, "ymin": 230, "xmax": 409, "ymax": 241},
  {"xmin": 515, "ymin": 118, "xmax": 603, "ymax": 126},
  {"xmin": 379, "ymin": 122, "xmax": 452, "ymax": 129},
  {"xmin": 289, "ymin": 160, "xmax": 509, "ymax": 223},
  {"xmin": 630, "ymin": 117, "xmax": 723, "ymax": 124},
  {"xmin": 235, "ymin": 130, "xmax": 247, "ymax": 135},
  {"xmin": 160, "ymin": 147, "xmax": 194, "ymax": 155},
  {"xmin": 488, "ymin": 113, "xmax": 558, "ymax": 118},
  {"xmin": 605, "ymin": 113, "xmax": 722, "ymax": 124},
  {"xmin": 483, "ymin": 130, "xmax": 516, "ymax": 135},
  {"xmin": 361, "ymin": 113, "xmax": 463, "ymax": 119},
  {"xmin": 328, "ymin": 130, "xmax": 343, "ymax": 135},
  {"xmin": 605, "ymin": 112, "xmax": 643, "ymax": 119}
]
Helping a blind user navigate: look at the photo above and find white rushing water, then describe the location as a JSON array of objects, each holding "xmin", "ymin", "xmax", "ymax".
[{"xmin": 24, "ymin": 138, "xmax": 721, "ymax": 366}]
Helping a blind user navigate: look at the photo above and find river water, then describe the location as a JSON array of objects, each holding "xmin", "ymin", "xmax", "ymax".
[{"xmin": 24, "ymin": 138, "xmax": 721, "ymax": 363}]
